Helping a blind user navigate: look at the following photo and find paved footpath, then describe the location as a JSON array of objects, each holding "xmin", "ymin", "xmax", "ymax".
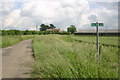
[{"xmin": 2, "ymin": 39, "xmax": 34, "ymax": 78}]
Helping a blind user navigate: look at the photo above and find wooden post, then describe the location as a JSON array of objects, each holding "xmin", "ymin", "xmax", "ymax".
[
  {"xmin": 96, "ymin": 22, "xmax": 99, "ymax": 53},
  {"xmin": 98, "ymin": 45, "xmax": 102, "ymax": 64}
]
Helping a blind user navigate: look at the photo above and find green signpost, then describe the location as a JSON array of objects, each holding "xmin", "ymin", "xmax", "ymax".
[
  {"xmin": 99, "ymin": 23, "xmax": 104, "ymax": 26},
  {"xmin": 91, "ymin": 22, "xmax": 104, "ymax": 53},
  {"xmin": 91, "ymin": 23, "xmax": 98, "ymax": 26},
  {"xmin": 91, "ymin": 23, "xmax": 104, "ymax": 27}
]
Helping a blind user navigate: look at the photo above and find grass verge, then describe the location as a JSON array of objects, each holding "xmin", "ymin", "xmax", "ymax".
[{"xmin": 1, "ymin": 35, "xmax": 35, "ymax": 48}]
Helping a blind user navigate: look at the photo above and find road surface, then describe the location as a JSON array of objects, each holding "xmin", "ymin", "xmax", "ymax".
[{"xmin": 2, "ymin": 39, "xmax": 34, "ymax": 78}]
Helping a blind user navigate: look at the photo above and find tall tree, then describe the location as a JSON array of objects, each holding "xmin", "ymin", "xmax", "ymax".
[
  {"xmin": 40, "ymin": 24, "xmax": 49, "ymax": 31},
  {"xmin": 49, "ymin": 24, "xmax": 56, "ymax": 29},
  {"xmin": 67, "ymin": 25, "xmax": 76, "ymax": 34}
]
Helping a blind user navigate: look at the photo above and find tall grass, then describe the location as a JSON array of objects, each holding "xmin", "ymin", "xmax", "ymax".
[
  {"xmin": 1, "ymin": 35, "xmax": 35, "ymax": 48},
  {"xmin": 31, "ymin": 35, "xmax": 118, "ymax": 78}
]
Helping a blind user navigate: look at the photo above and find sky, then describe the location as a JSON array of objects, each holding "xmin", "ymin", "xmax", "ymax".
[{"xmin": 0, "ymin": 0, "xmax": 119, "ymax": 31}]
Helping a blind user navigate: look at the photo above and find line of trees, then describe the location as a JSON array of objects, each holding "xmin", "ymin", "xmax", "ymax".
[
  {"xmin": 1, "ymin": 24, "xmax": 77, "ymax": 35},
  {"xmin": 39, "ymin": 24, "xmax": 77, "ymax": 34},
  {"xmin": 1, "ymin": 30, "xmax": 70, "ymax": 36}
]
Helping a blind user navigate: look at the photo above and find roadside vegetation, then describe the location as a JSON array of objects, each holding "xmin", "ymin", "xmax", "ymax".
[
  {"xmin": 1, "ymin": 35, "xmax": 35, "ymax": 48},
  {"xmin": 0, "ymin": 28, "xmax": 70, "ymax": 48},
  {"xmin": 1, "ymin": 30, "xmax": 70, "ymax": 35},
  {"xmin": 31, "ymin": 35, "xmax": 118, "ymax": 78}
]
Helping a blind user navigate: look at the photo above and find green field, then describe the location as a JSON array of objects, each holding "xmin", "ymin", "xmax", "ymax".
[
  {"xmin": 72, "ymin": 35, "xmax": 118, "ymax": 46},
  {"xmin": 0, "ymin": 35, "xmax": 35, "ymax": 48},
  {"xmin": 31, "ymin": 35, "xmax": 118, "ymax": 78}
]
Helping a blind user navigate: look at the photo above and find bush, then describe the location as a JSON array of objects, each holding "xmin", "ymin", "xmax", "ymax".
[{"xmin": 1, "ymin": 30, "xmax": 71, "ymax": 36}]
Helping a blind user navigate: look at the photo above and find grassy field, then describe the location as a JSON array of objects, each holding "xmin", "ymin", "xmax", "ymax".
[
  {"xmin": 31, "ymin": 35, "xmax": 118, "ymax": 78},
  {"xmin": 0, "ymin": 35, "xmax": 35, "ymax": 48},
  {"xmin": 72, "ymin": 35, "xmax": 118, "ymax": 46}
]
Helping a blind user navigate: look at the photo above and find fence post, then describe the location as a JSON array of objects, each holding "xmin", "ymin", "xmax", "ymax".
[{"xmin": 98, "ymin": 45, "xmax": 102, "ymax": 64}]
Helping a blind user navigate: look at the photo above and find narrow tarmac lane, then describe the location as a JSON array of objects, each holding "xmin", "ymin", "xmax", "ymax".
[{"xmin": 2, "ymin": 39, "xmax": 33, "ymax": 78}]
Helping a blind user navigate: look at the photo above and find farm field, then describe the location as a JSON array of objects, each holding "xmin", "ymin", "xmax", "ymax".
[
  {"xmin": 1, "ymin": 35, "xmax": 35, "ymax": 48},
  {"xmin": 31, "ymin": 35, "xmax": 118, "ymax": 78},
  {"xmin": 71, "ymin": 35, "xmax": 118, "ymax": 46}
]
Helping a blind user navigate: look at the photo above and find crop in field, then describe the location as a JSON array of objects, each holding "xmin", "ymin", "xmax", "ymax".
[{"xmin": 31, "ymin": 35, "xmax": 118, "ymax": 78}]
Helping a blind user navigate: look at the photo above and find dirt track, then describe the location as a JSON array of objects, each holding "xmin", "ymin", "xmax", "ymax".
[{"xmin": 2, "ymin": 39, "xmax": 34, "ymax": 78}]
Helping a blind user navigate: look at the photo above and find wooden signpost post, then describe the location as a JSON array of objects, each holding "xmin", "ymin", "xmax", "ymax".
[{"xmin": 91, "ymin": 22, "xmax": 104, "ymax": 53}]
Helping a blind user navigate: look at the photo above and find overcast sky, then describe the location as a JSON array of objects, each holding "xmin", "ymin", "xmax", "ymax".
[{"xmin": 1, "ymin": 0, "xmax": 119, "ymax": 31}]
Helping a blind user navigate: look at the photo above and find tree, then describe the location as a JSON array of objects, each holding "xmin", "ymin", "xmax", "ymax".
[
  {"xmin": 67, "ymin": 25, "xmax": 76, "ymax": 34},
  {"xmin": 49, "ymin": 24, "xmax": 56, "ymax": 29},
  {"xmin": 40, "ymin": 24, "xmax": 49, "ymax": 31}
]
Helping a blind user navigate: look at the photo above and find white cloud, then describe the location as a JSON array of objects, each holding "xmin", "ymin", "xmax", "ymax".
[
  {"xmin": 2, "ymin": 9, "xmax": 35, "ymax": 30},
  {"xmin": 1, "ymin": 0, "xmax": 118, "ymax": 31},
  {"xmin": 89, "ymin": 0, "xmax": 119, "ymax": 2},
  {"xmin": 0, "ymin": 0, "xmax": 30, "ymax": 2},
  {"xmin": 2, "ymin": 2, "xmax": 14, "ymax": 12},
  {"xmin": 20, "ymin": 0, "xmax": 91, "ymax": 30}
]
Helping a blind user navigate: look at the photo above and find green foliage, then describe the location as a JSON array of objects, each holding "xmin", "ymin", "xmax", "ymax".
[
  {"xmin": 31, "ymin": 35, "xmax": 118, "ymax": 78},
  {"xmin": 1, "ymin": 30, "xmax": 62, "ymax": 36},
  {"xmin": 49, "ymin": 24, "xmax": 56, "ymax": 29},
  {"xmin": 1, "ymin": 30, "xmax": 70, "ymax": 47},
  {"xmin": 1, "ymin": 35, "xmax": 35, "ymax": 48},
  {"xmin": 67, "ymin": 25, "xmax": 76, "ymax": 34},
  {"xmin": 2, "ymin": 30, "xmax": 21, "ymax": 35},
  {"xmin": 40, "ymin": 24, "xmax": 50, "ymax": 31},
  {"xmin": 40, "ymin": 24, "xmax": 56, "ymax": 31},
  {"xmin": 59, "ymin": 31, "xmax": 71, "ymax": 35}
]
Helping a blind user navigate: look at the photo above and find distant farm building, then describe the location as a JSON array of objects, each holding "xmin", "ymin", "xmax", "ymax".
[
  {"xmin": 46, "ymin": 29, "xmax": 61, "ymax": 32},
  {"xmin": 74, "ymin": 30, "xmax": 120, "ymax": 36}
]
